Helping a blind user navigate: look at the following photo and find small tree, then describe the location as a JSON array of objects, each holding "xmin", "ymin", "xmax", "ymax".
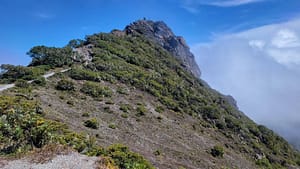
[
  {"xmin": 27, "ymin": 46, "xmax": 73, "ymax": 67},
  {"xmin": 67, "ymin": 39, "xmax": 84, "ymax": 48}
]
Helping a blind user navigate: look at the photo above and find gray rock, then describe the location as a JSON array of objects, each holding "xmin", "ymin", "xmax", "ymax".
[
  {"xmin": 224, "ymin": 95, "xmax": 238, "ymax": 109},
  {"xmin": 124, "ymin": 20, "xmax": 201, "ymax": 78}
]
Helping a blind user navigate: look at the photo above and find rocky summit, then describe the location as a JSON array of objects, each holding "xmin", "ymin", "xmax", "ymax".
[
  {"xmin": 0, "ymin": 20, "xmax": 300, "ymax": 169},
  {"xmin": 124, "ymin": 20, "xmax": 201, "ymax": 78}
]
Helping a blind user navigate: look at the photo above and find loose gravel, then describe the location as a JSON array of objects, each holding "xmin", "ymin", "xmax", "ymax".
[{"xmin": 1, "ymin": 152, "xmax": 99, "ymax": 169}]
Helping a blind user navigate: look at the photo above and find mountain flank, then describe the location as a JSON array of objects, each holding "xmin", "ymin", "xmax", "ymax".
[{"xmin": 0, "ymin": 19, "xmax": 299, "ymax": 169}]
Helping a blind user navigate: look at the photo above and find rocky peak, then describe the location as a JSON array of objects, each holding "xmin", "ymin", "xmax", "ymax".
[{"xmin": 125, "ymin": 20, "xmax": 201, "ymax": 77}]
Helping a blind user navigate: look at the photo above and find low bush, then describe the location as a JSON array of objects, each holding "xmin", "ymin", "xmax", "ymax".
[
  {"xmin": 136, "ymin": 105, "xmax": 147, "ymax": 116},
  {"xmin": 155, "ymin": 106, "xmax": 164, "ymax": 113},
  {"xmin": 119, "ymin": 104, "xmax": 132, "ymax": 113},
  {"xmin": 105, "ymin": 144, "xmax": 154, "ymax": 169},
  {"xmin": 15, "ymin": 79, "xmax": 30, "ymax": 88},
  {"xmin": 108, "ymin": 124, "xmax": 116, "ymax": 129},
  {"xmin": 256, "ymin": 157, "xmax": 272, "ymax": 169},
  {"xmin": 81, "ymin": 82, "xmax": 112, "ymax": 98},
  {"xmin": 32, "ymin": 77, "xmax": 46, "ymax": 86},
  {"xmin": 69, "ymin": 68, "xmax": 100, "ymax": 82},
  {"xmin": 0, "ymin": 96, "xmax": 63, "ymax": 154},
  {"xmin": 211, "ymin": 145, "xmax": 224, "ymax": 157},
  {"xmin": 121, "ymin": 113, "xmax": 128, "ymax": 118},
  {"xmin": 84, "ymin": 118, "xmax": 99, "ymax": 129},
  {"xmin": 116, "ymin": 87, "xmax": 128, "ymax": 95},
  {"xmin": 0, "ymin": 64, "xmax": 47, "ymax": 83},
  {"xmin": 56, "ymin": 79, "xmax": 75, "ymax": 91}
]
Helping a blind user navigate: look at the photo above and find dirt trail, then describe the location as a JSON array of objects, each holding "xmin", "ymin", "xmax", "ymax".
[{"xmin": 0, "ymin": 68, "xmax": 71, "ymax": 92}]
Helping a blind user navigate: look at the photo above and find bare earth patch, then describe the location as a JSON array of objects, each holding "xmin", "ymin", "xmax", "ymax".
[{"xmin": 0, "ymin": 145, "xmax": 100, "ymax": 169}]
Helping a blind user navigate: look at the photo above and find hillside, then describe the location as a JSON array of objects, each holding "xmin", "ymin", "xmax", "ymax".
[{"xmin": 0, "ymin": 20, "xmax": 300, "ymax": 169}]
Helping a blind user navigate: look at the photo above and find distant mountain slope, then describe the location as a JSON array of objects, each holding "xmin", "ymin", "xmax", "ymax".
[{"xmin": 0, "ymin": 20, "xmax": 299, "ymax": 169}]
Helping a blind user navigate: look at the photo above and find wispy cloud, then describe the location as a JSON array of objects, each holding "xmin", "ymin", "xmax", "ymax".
[
  {"xmin": 192, "ymin": 18, "xmax": 300, "ymax": 149},
  {"xmin": 34, "ymin": 12, "xmax": 55, "ymax": 19},
  {"xmin": 209, "ymin": 0, "xmax": 265, "ymax": 7},
  {"xmin": 181, "ymin": 0, "xmax": 266, "ymax": 13}
]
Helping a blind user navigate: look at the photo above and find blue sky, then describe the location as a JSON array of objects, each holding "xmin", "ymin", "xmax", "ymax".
[
  {"xmin": 1, "ymin": 0, "xmax": 300, "ymax": 147},
  {"xmin": 0, "ymin": 0, "xmax": 300, "ymax": 65}
]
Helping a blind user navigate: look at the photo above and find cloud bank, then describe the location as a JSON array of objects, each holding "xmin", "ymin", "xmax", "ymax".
[{"xmin": 192, "ymin": 19, "xmax": 300, "ymax": 149}]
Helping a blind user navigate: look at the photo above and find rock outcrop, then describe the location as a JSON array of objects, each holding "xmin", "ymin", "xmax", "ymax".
[{"xmin": 125, "ymin": 20, "xmax": 201, "ymax": 78}]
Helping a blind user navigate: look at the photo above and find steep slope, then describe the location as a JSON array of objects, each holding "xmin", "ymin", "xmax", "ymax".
[{"xmin": 0, "ymin": 20, "xmax": 300, "ymax": 169}]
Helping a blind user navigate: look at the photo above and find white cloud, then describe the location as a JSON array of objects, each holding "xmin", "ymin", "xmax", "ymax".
[
  {"xmin": 209, "ymin": 0, "xmax": 265, "ymax": 7},
  {"xmin": 266, "ymin": 48, "xmax": 300, "ymax": 66},
  {"xmin": 181, "ymin": 0, "xmax": 266, "ymax": 12},
  {"xmin": 249, "ymin": 40, "xmax": 266, "ymax": 49},
  {"xmin": 34, "ymin": 12, "xmax": 55, "ymax": 19},
  {"xmin": 235, "ymin": 21, "xmax": 300, "ymax": 68},
  {"xmin": 271, "ymin": 29, "xmax": 300, "ymax": 48},
  {"xmin": 192, "ymin": 18, "xmax": 300, "ymax": 148}
]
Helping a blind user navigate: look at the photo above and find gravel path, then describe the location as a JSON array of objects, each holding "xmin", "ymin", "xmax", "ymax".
[
  {"xmin": 0, "ymin": 84, "xmax": 15, "ymax": 91},
  {"xmin": 1, "ymin": 152, "xmax": 99, "ymax": 169},
  {"xmin": 0, "ymin": 68, "xmax": 71, "ymax": 92}
]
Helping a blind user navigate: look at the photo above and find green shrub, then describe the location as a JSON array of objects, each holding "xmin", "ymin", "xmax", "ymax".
[
  {"xmin": 119, "ymin": 104, "xmax": 132, "ymax": 113},
  {"xmin": 15, "ymin": 79, "xmax": 30, "ymax": 88},
  {"xmin": 211, "ymin": 145, "xmax": 224, "ymax": 157},
  {"xmin": 56, "ymin": 79, "xmax": 75, "ymax": 91},
  {"xmin": 200, "ymin": 105, "xmax": 221, "ymax": 120},
  {"xmin": 32, "ymin": 77, "xmax": 46, "ymax": 86},
  {"xmin": 225, "ymin": 116, "xmax": 242, "ymax": 132},
  {"xmin": 69, "ymin": 68, "xmax": 100, "ymax": 82},
  {"xmin": 136, "ymin": 105, "xmax": 147, "ymax": 116},
  {"xmin": 256, "ymin": 157, "xmax": 272, "ymax": 168},
  {"xmin": 108, "ymin": 124, "xmax": 116, "ymax": 129},
  {"xmin": 0, "ymin": 96, "xmax": 61, "ymax": 153},
  {"xmin": 121, "ymin": 113, "xmax": 128, "ymax": 118},
  {"xmin": 117, "ymin": 87, "xmax": 128, "ymax": 95},
  {"xmin": 155, "ymin": 106, "xmax": 164, "ymax": 113},
  {"xmin": 0, "ymin": 64, "xmax": 46, "ymax": 83},
  {"xmin": 105, "ymin": 144, "xmax": 154, "ymax": 169},
  {"xmin": 81, "ymin": 82, "xmax": 112, "ymax": 98},
  {"xmin": 84, "ymin": 118, "xmax": 99, "ymax": 129},
  {"xmin": 27, "ymin": 46, "xmax": 73, "ymax": 67}
]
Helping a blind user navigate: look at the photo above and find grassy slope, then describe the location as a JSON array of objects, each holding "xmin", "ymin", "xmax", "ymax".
[
  {"xmin": 0, "ymin": 32, "xmax": 300, "ymax": 168},
  {"xmin": 79, "ymin": 32, "xmax": 300, "ymax": 168}
]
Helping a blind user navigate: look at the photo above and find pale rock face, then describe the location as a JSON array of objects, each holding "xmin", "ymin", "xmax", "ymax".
[{"xmin": 124, "ymin": 20, "xmax": 201, "ymax": 78}]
